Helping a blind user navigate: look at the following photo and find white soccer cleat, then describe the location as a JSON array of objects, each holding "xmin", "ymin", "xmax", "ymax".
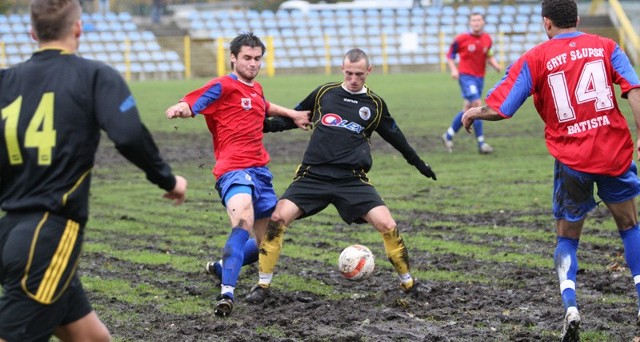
[
  {"xmin": 479, "ymin": 142, "xmax": 494, "ymax": 154},
  {"xmin": 561, "ymin": 309, "xmax": 581, "ymax": 342},
  {"xmin": 442, "ymin": 133, "xmax": 454, "ymax": 153}
]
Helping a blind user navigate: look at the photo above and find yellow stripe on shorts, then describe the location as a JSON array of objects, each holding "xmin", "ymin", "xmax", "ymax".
[{"xmin": 35, "ymin": 219, "xmax": 79, "ymax": 303}]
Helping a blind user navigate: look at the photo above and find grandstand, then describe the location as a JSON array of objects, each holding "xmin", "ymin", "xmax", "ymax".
[
  {"xmin": 1, "ymin": 1, "xmax": 637, "ymax": 79},
  {"xmin": 178, "ymin": 3, "xmax": 546, "ymax": 74},
  {"xmin": 0, "ymin": 11, "xmax": 186, "ymax": 80}
]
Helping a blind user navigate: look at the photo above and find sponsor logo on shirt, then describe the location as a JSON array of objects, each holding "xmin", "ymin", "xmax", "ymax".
[
  {"xmin": 343, "ymin": 98, "xmax": 358, "ymax": 104},
  {"xmin": 241, "ymin": 98, "xmax": 252, "ymax": 110},
  {"xmin": 321, "ymin": 113, "xmax": 364, "ymax": 133}
]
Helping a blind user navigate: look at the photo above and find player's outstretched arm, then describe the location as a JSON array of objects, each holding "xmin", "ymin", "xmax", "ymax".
[
  {"xmin": 267, "ymin": 102, "xmax": 311, "ymax": 130},
  {"xmin": 165, "ymin": 102, "xmax": 193, "ymax": 119},
  {"xmin": 488, "ymin": 56, "xmax": 502, "ymax": 73},
  {"xmin": 163, "ymin": 175, "xmax": 187, "ymax": 205},
  {"xmin": 375, "ymin": 116, "xmax": 436, "ymax": 181},
  {"xmin": 462, "ymin": 105, "xmax": 504, "ymax": 132}
]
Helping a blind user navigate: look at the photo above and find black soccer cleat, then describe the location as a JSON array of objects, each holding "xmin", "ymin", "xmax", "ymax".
[
  {"xmin": 245, "ymin": 284, "xmax": 271, "ymax": 304},
  {"xmin": 205, "ymin": 261, "xmax": 222, "ymax": 282},
  {"xmin": 214, "ymin": 294, "xmax": 234, "ymax": 317}
]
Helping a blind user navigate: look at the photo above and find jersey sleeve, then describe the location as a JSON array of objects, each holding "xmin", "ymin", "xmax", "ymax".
[
  {"xmin": 93, "ymin": 65, "xmax": 176, "ymax": 192},
  {"xmin": 295, "ymin": 86, "xmax": 321, "ymax": 116},
  {"xmin": 181, "ymin": 79, "xmax": 223, "ymax": 115},
  {"xmin": 485, "ymin": 56, "xmax": 534, "ymax": 117},
  {"xmin": 374, "ymin": 104, "xmax": 422, "ymax": 166},
  {"xmin": 610, "ymin": 44, "xmax": 640, "ymax": 98}
]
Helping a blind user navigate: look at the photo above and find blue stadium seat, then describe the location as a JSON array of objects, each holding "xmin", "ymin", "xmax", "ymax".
[
  {"xmin": 8, "ymin": 54, "xmax": 24, "ymax": 65},
  {"xmin": 471, "ymin": 6, "xmax": 486, "ymax": 15},
  {"xmin": 456, "ymin": 5, "xmax": 470, "ymax": 16},
  {"xmin": 165, "ymin": 51, "xmax": 181, "ymax": 62},
  {"xmin": 4, "ymin": 44, "xmax": 19, "ymax": 55},
  {"xmin": 122, "ymin": 22, "xmax": 137, "ymax": 31},
  {"xmin": 109, "ymin": 52, "xmax": 124, "ymax": 63},
  {"xmin": 518, "ymin": 4, "xmax": 535, "ymax": 15},
  {"xmin": 170, "ymin": 61, "xmax": 185, "ymax": 73},
  {"xmin": 118, "ymin": 12, "xmax": 132, "ymax": 22},
  {"xmin": 1, "ymin": 33, "xmax": 16, "ymax": 44}
]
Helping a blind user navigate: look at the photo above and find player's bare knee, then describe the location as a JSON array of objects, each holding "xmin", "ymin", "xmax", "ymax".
[{"xmin": 377, "ymin": 221, "xmax": 396, "ymax": 233}]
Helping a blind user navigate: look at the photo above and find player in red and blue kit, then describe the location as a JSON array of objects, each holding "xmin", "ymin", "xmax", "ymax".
[
  {"xmin": 442, "ymin": 12, "xmax": 501, "ymax": 154},
  {"xmin": 165, "ymin": 33, "xmax": 309, "ymax": 317},
  {"xmin": 462, "ymin": 0, "xmax": 640, "ymax": 340}
]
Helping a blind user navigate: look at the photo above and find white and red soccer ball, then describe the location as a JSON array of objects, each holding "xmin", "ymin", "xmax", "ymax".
[{"xmin": 338, "ymin": 244, "xmax": 375, "ymax": 281}]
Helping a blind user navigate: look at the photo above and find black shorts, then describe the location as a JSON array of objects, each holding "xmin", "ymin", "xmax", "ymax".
[
  {"xmin": 281, "ymin": 172, "xmax": 385, "ymax": 224},
  {"xmin": 0, "ymin": 212, "xmax": 92, "ymax": 341}
]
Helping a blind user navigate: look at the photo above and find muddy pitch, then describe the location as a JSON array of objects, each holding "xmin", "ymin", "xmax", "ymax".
[{"xmin": 87, "ymin": 132, "xmax": 640, "ymax": 341}]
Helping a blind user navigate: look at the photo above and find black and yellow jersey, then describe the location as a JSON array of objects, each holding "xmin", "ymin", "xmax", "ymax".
[
  {"xmin": 265, "ymin": 82, "xmax": 423, "ymax": 179},
  {"xmin": 0, "ymin": 49, "xmax": 175, "ymax": 224}
]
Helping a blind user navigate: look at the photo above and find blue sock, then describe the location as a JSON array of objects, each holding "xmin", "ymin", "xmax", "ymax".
[
  {"xmin": 620, "ymin": 224, "xmax": 640, "ymax": 310},
  {"xmin": 214, "ymin": 238, "xmax": 259, "ymax": 276},
  {"xmin": 473, "ymin": 119, "xmax": 484, "ymax": 144},
  {"xmin": 221, "ymin": 228, "xmax": 250, "ymax": 289},
  {"xmin": 243, "ymin": 238, "xmax": 259, "ymax": 265},
  {"xmin": 447, "ymin": 111, "xmax": 464, "ymax": 139},
  {"xmin": 554, "ymin": 237, "xmax": 579, "ymax": 311}
]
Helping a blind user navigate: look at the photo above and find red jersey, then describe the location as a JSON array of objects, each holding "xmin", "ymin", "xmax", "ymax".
[
  {"xmin": 485, "ymin": 32, "xmax": 640, "ymax": 176},
  {"xmin": 181, "ymin": 74, "xmax": 271, "ymax": 179},
  {"xmin": 447, "ymin": 32, "xmax": 494, "ymax": 77}
]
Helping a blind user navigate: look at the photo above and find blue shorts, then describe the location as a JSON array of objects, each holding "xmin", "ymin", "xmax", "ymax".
[
  {"xmin": 552, "ymin": 160, "xmax": 640, "ymax": 222},
  {"xmin": 458, "ymin": 74, "xmax": 484, "ymax": 102},
  {"xmin": 215, "ymin": 167, "xmax": 277, "ymax": 220}
]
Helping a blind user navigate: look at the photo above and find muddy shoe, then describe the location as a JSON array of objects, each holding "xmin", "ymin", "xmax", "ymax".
[
  {"xmin": 205, "ymin": 261, "xmax": 222, "ymax": 283},
  {"xmin": 401, "ymin": 278, "xmax": 431, "ymax": 298},
  {"xmin": 560, "ymin": 309, "xmax": 580, "ymax": 342},
  {"xmin": 245, "ymin": 284, "xmax": 271, "ymax": 304},
  {"xmin": 214, "ymin": 294, "xmax": 234, "ymax": 317}
]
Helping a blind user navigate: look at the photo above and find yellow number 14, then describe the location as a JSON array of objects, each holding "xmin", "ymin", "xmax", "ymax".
[{"xmin": 2, "ymin": 93, "xmax": 57, "ymax": 165}]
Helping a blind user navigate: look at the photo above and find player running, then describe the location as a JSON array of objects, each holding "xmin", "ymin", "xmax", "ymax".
[
  {"xmin": 462, "ymin": 0, "xmax": 640, "ymax": 340},
  {"xmin": 442, "ymin": 12, "xmax": 501, "ymax": 154}
]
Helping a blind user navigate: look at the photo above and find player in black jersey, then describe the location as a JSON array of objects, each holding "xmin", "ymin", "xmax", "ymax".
[
  {"xmin": 245, "ymin": 48, "xmax": 437, "ymax": 302},
  {"xmin": 0, "ymin": 0, "xmax": 187, "ymax": 340}
]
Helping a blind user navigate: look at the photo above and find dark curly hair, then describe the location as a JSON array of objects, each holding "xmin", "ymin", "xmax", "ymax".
[
  {"xmin": 541, "ymin": 0, "xmax": 578, "ymax": 28},
  {"xmin": 229, "ymin": 32, "xmax": 265, "ymax": 58}
]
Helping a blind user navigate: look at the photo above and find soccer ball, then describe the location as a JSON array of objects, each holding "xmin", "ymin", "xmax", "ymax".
[{"xmin": 338, "ymin": 244, "xmax": 375, "ymax": 281}]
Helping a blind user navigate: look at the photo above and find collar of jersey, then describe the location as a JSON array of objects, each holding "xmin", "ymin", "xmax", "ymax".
[
  {"xmin": 554, "ymin": 31, "xmax": 583, "ymax": 39},
  {"xmin": 341, "ymin": 83, "xmax": 368, "ymax": 94},
  {"xmin": 35, "ymin": 47, "xmax": 73, "ymax": 55},
  {"xmin": 227, "ymin": 73, "xmax": 254, "ymax": 86}
]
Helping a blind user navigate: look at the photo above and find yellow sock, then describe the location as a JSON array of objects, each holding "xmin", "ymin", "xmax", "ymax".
[
  {"xmin": 258, "ymin": 222, "xmax": 286, "ymax": 276},
  {"xmin": 381, "ymin": 228, "xmax": 411, "ymax": 275}
]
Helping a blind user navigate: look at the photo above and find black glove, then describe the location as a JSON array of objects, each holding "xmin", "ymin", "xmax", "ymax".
[{"xmin": 415, "ymin": 160, "xmax": 437, "ymax": 180}]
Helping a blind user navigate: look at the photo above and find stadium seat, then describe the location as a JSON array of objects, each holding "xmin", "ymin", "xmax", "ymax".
[
  {"xmin": 456, "ymin": 6, "xmax": 470, "ymax": 16},
  {"xmin": 170, "ymin": 61, "xmax": 185, "ymax": 73},
  {"xmin": 8, "ymin": 54, "xmax": 23, "ymax": 65},
  {"xmin": 118, "ymin": 12, "xmax": 132, "ymax": 22},
  {"xmin": 122, "ymin": 22, "xmax": 137, "ymax": 31},
  {"xmin": 4, "ymin": 44, "xmax": 19, "ymax": 55},
  {"xmin": 109, "ymin": 52, "xmax": 124, "ymax": 63}
]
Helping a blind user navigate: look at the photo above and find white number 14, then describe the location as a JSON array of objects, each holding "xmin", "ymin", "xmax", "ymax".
[{"xmin": 547, "ymin": 59, "xmax": 613, "ymax": 123}]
